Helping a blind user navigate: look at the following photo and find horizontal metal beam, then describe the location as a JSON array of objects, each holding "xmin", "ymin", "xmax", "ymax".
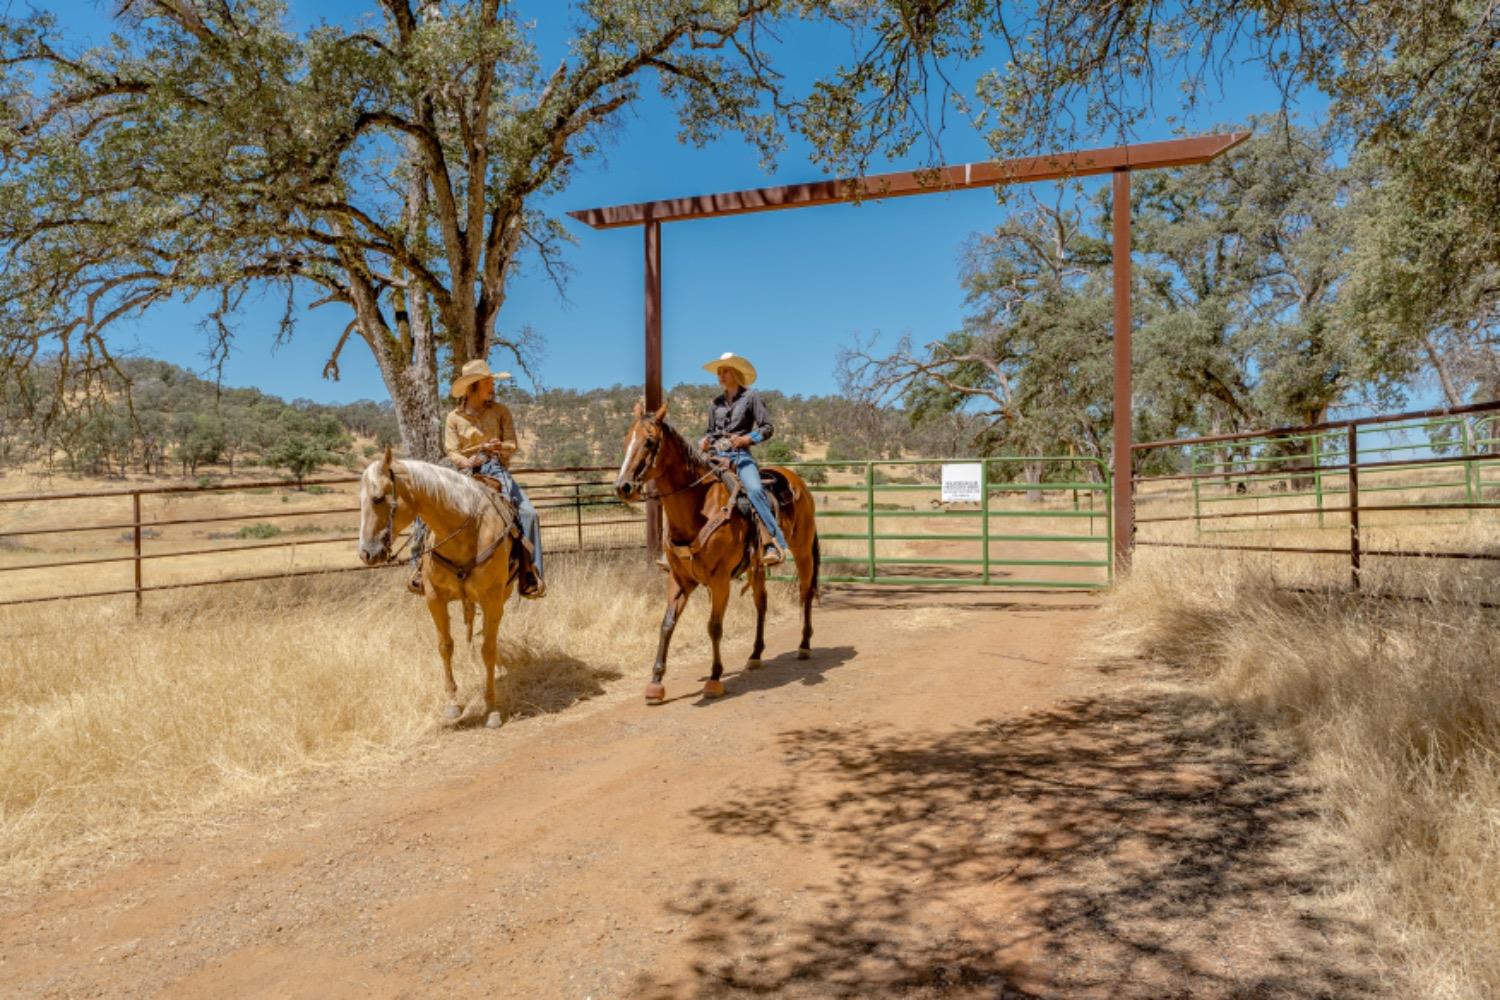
[{"xmin": 567, "ymin": 133, "xmax": 1251, "ymax": 230}]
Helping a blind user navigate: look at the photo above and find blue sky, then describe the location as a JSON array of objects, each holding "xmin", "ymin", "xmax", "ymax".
[{"xmin": 45, "ymin": 1, "xmax": 1321, "ymax": 403}]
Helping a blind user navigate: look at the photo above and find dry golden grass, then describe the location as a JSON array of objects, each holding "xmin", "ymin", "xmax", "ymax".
[
  {"xmin": 1095, "ymin": 549, "xmax": 1500, "ymax": 1000},
  {"xmin": 0, "ymin": 554, "xmax": 793, "ymax": 889}
]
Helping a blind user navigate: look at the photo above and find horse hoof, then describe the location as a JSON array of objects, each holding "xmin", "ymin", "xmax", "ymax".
[
  {"xmin": 703, "ymin": 679, "xmax": 725, "ymax": 698},
  {"xmin": 746, "ymin": 658, "xmax": 763, "ymax": 670},
  {"xmin": 798, "ymin": 648, "xmax": 811, "ymax": 660},
  {"xmin": 484, "ymin": 711, "xmax": 503, "ymax": 729},
  {"xmin": 645, "ymin": 683, "xmax": 666, "ymax": 703},
  {"xmin": 442, "ymin": 703, "xmax": 463, "ymax": 721}
]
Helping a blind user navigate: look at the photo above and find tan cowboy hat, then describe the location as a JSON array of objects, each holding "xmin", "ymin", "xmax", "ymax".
[
  {"xmin": 703, "ymin": 351, "xmax": 757, "ymax": 386},
  {"xmin": 449, "ymin": 358, "xmax": 512, "ymax": 398}
]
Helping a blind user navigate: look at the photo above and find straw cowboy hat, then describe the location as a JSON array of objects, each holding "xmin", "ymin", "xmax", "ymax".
[
  {"xmin": 449, "ymin": 359, "xmax": 512, "ymax": 398},
  {"xmin": 703, "ymin": 351, "xmax": 757, "ymax": 386}
]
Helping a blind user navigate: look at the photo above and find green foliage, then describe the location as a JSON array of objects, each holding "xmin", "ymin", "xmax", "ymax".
[
  {"xmin": 235, "ymin": 523, "xmax": 281, "ymax": 540},
  {"xmin": 798, "ymin": 1, "xmax": 1498, "ymax": 413},
  {"xmin": 0, "ymin": 357, "xmax": 389, "ymax": 476},
  {"xmin": 760, "ymin": 438, "xmax": 796, "ymax": 463},
  {"xmin": 841, "ymin": 124, "xmax": 1410, "ymax": 468},
  {"xmin": 266, "ymin": 413, "xmax": 350, "ymax": 487},
  {"xmin": 0, "ymin": 1, "xmax": 795, "ymax": 459}
]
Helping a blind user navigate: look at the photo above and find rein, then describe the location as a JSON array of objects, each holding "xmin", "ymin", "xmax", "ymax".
[
  {"xmin": 633, "ymin": 422, "xmax": 722, "ymax": 501},
  {"xmin": 649, "ymin": 467, "xmax": 718, "ymax": 500},
  {"xmin": 376, "ymin": 467, "xmax": 506, "ymax": 582}
]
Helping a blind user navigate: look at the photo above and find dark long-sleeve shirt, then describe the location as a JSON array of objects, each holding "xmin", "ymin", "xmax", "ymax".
[{"xmin": 705, "ymin": 388, "xmax": 773, "ymax": 446}]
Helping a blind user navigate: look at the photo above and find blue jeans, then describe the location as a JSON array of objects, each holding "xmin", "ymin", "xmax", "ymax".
[
  {"xmin": 475, "ymin": 460, "xmax": 543, "ymax": 582},
  {"xmin": 716, "ymin": 448, "xmax": 789, "ymax": 550}
]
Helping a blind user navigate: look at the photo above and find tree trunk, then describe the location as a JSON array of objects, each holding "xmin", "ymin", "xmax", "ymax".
[
  {"xmin": 388, "ymin": 360, "xmax": 444, "ymax": 461},
  {"xmin": 1423, "ymin": 334, "xmax": 1464, "ymax": 408},
  {"xmin": 1023, "ymin": 461, "xmax": 1043, "ymax": 503}
]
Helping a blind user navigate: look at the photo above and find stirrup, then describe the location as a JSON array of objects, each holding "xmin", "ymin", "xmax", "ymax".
[
  {"xmin": 407, "ymin": 572, "xmax": 424, "ymax": 595},
  {"xmin": 761, "ymin": 544, "xmax": 785, "ymax": 567}
]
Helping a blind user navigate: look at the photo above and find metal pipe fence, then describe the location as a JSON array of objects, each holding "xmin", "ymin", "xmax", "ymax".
[
  {"xmin": 0, "ymin": 465, "xmax": 645, "ymax": 610},
  {"xmin": 1131, "ymin": 400, "xmax": 1500, "ymax": 591},
  {"xmin": 772, "ymin": 455, "xmax": 1112, "ymax": 590}
]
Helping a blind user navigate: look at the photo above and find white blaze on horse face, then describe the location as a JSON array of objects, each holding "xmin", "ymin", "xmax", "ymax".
[
  {"xmin": 357, "ymin": 463, "xmax": 391, "ymax": 562},
  {"xmin": 618, "ymin": 425, "xmax": 643, "ymax": 489}
]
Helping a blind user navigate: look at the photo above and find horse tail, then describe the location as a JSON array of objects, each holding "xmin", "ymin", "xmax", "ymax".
[
  {"xmin": 463, "ymin": 598, "xmax": 476, "ymax": 643},
  {"xmin": 812, "ymin": 531, "xmax": 821, "ymax": 604}
]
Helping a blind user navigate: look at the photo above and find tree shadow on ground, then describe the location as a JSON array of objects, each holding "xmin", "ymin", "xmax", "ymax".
[{"xmin": 633, "ymin": 689, "xmax": 1393, "ymax": 999}]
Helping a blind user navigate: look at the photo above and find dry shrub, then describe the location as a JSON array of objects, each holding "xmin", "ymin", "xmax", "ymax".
[
  {"xmin": 0, "ymin": 554, "xmax": 794, "ymax": 887},
  {"xmin": 1095, "ymin": 550, "xmax": 1500, "ymax": 1000}
]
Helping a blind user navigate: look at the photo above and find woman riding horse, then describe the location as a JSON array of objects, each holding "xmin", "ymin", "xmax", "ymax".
[
  {"xmin": 698, "ymin": 352, "xmax": 791, "ymax": 567},
  {"xmin": 410, "ymin": 359, "xmax": 545, "ymax": 599}
]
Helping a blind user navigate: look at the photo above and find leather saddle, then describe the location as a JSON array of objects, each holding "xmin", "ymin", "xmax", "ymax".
[
  {"xmin": 667, "ymin": 460, "xmax": 793, "ymax": 573},
  {"xmin": 467, "ymin": 470, "xmax": 535, "ymax": 585},
  {"xmin": 718, "ymin": 464, "xmax": 796, "ymax": 521}
]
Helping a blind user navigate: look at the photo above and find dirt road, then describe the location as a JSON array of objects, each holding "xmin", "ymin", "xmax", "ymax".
[{"xmin": 0, "ymin": 588, "xmax": 1393, "ymax": 999}]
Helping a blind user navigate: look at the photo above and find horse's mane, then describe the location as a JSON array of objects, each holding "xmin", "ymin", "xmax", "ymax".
[
  {"xmin": 385, "ymin": 459, "xmax": 492, "ymax": 517},
  {"xmin": 656, "ymin": 418, "xmax": 714, "ymax": 478}
]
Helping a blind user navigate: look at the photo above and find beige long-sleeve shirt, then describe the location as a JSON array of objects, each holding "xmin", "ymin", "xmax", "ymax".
[{"xmin": 444, "ymin": 402, "xmax": 518, "ymax": 467}]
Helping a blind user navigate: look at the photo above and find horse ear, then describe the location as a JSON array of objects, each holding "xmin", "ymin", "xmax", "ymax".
[
  {"xmin": 654, "ymin": 402, "xmax": 669, "ymax": 422},
  {"xmin": 633, "ymin": 399, "xmax": 645, "ymax": 419},
  {"xmin": 381, "ymin": 444, "xmax": 393, "ymax": 471}
]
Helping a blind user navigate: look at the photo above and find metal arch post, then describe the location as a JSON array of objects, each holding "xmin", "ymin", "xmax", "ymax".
[
  {"xmin": 1112, "ymin": 168, "xmax": 1133, "ymax": 573},
  {"xmin": 644, "ymin": 217, "xmax": 663, "ymax": 563}
]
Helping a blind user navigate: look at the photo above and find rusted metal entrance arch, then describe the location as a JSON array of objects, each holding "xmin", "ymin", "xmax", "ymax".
[{"xmin": 568, "ymin": 132, "xmax": 1250, "ymax": 570}]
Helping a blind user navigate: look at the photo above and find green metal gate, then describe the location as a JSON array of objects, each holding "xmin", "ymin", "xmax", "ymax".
[{"xmin": 774, "ymin": 455, "xmax": 1112, "ymax": 590}]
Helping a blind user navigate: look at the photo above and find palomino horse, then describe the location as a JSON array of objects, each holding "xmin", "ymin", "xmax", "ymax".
[
  {"xmin": 614, "ymin": 402, "xmax": 820, "ymax": 703},
  {"xmin": 357, "ymin": 446, "xmax": 517, "ymax": 728}
]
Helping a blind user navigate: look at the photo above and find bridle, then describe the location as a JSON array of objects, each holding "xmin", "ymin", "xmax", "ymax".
[
  {"xmin": 367, "ymin": 475, "xmax": 403, "ymax": 561},
  {"xmin": 367, "ymin": 468, "xmax": 479, "ymax": 569},
  {"xmin": 623, "ymin": 419, "xmax": 717, "ymax": 501}
]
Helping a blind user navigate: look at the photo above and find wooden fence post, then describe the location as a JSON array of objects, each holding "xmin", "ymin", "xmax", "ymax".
[{"xmin": 574, "ymin": 482, "xmax": 584, "ymax": 553}]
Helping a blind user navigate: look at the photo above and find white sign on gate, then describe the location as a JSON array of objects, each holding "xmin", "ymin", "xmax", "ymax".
[{"xmin": 940, "ymin": 463, "xmax": 983, "ymax": 504}]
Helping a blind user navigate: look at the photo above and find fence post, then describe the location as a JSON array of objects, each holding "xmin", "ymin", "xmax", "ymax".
[
  {"xmin": 1347, "ymin": 425, "xmax": 1361, "ymax": 591},
  {"xmin": 1313, "ymin": 432, "xmax": 1325, "ymax": 528},
  {"xmin": 1105, "ymin": 463, "xmax": 1115, "ymax": 585},
  {"xmin": 1191, "ymin": 446, "xmax": 1202, "ymax": 538},
  {"xmin": 574, "ymin": 482, "xmax": 584, "ymax": 552},
  {"xmin": 865, "ymin": 463, "xmax": 876, "ymax": 583},
  {"xmin": 1462, "ymin": 418, "xmax": 1476, "ymax": 511},
  {"xmin": 131, "ymin": 491, "xmax": 143, "ymax": 616},
  {"xmin": 980, "ymin": 460, "xmax": 991, "ymax": 585}
]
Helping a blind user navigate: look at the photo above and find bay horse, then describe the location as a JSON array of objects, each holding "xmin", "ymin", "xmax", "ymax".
[
  {"xmin": 614, "ymin": 402, "xmax": 820, "ymax": 703},
  {"xmin": 357, "ymin": 446, "xmax": 517, "ymax": 728}
]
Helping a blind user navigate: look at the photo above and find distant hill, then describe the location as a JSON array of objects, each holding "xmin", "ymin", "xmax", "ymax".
[{"xmin": 1, "ymin": 358, "xmax": 984, "ymax": 482}]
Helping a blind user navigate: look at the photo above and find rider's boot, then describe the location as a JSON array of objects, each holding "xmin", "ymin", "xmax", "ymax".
[{"xmin": 758, "ymin": 524, "xmax": 786, "ymax": 567}]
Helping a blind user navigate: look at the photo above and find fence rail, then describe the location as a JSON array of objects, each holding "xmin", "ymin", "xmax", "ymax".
[
  {"xmin": 0, "ymin": 466, "xmax": 645, "ymax": 611},
  {"xmin": 774, "ymin": 456, "xmax": 1112, "ymax": 590},
  {"xmin": 1131, "ymin": 400, "xmax": 1500, "ymax": 590}
]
